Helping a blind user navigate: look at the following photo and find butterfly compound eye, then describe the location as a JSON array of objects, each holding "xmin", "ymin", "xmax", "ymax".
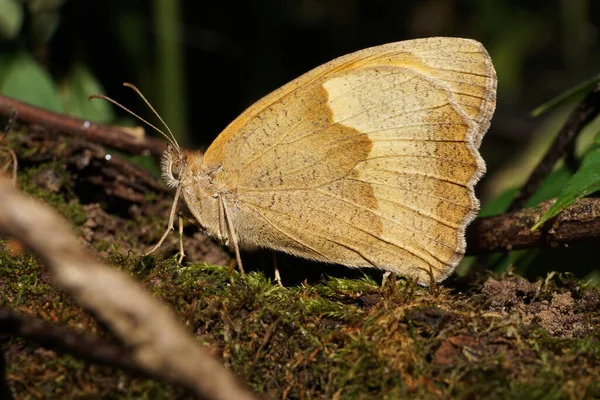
[{"xmin": 171, "ymin": 158, "xmax": 184, "ymax": 178}]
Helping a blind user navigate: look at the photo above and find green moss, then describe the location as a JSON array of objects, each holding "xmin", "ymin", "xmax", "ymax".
[
  {"xmin": 0, "ymin": 243, "xmax": 51, "ymax": 307},
  {"xmin": 17, "ymin": 162, "xmax": 88, "ymax": 227},
  {"xmin": 571, "ymin": 336, "xmax": 600, "ymax": 359},
  {"xmin": 4, "ymin": 245, "xmax": 600, "ymax": 398}
]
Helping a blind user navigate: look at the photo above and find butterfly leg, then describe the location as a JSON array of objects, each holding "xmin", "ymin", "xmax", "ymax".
[
  {"xmin": 425, "ymin": 265, "xmax": 438, "ymax": 292},
  {"xmin": 273, "ymin": 253, "xmax": 283, "ymax": 287},
  {"xmin": 381, "ymin": 271, "xmax": 392, "ymax": 287},
  {"xmin": 221, "ymin": 197, "xmax": 245, "ymax": 274},
  {"xmin": 145, "ymin": 184, "xmax": 181, "ymax": 256},
  {"xmin": 231, "ymin": 236, "xmax": 244, "ymax": 274}
]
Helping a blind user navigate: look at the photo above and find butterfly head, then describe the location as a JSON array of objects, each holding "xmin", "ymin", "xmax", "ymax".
[
  {"xmin": 88, "ymin": 83, "xmax": 188, "ymax": 189},
  {"xmin": 161, "ymin": 144, "xmax": 186, "ymax": 188}
]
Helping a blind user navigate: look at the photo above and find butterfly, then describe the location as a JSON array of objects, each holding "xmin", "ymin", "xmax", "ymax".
[{"xmin": 110, "ymin": 37, "xmax": 497, "ymax": 285}]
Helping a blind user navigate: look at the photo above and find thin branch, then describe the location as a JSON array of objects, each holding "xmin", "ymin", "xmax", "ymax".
[
  {"xmin": 0, "ymin": 307, "xmax": 143, "ymax": 376},
  {"xmin": 508, "ymin": 83, "xmax": 600, "ymax": 212},
  {"xmin": 0, "ymin": 95, "xmax": 167, "ymax": 156},
  {"xmin": 0, "ymin": 176, "xmax": 259, "ymax": 400},
  {"xmin": 466, "ymin": 197, "xmax": 600, "ymax": 255}
]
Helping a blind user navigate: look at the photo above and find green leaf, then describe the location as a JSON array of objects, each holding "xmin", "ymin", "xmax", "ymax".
[
  {"xmin": 526, "ymin": 167, "xmax": 573, "ymax": 207},
  {"xmin": 0, "ymin": 51, "xmax": 63, "ymax": 112},
  {"xmin": 531, "ymin": 73, "xmax": 600, "ymax": 117},
  {"xmin": 0, "ymin": 0, "xmax": 23, "ymax": 39},
  {"xmin": 58, "ymin": 63, "xmax": 115, "ymax": 122},
  {"xmin": 532, "ymin": 132, "xmax": 600, "ymax": 230}
]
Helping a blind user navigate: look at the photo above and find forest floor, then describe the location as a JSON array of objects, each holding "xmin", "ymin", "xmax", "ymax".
[{"xmin": 1, "ymin": 131, "xmax": 599, "ymax": 399}]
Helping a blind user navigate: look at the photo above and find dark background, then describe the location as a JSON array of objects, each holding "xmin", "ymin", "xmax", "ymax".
[
  {"xmin": 2, "ymin": 0, "xmax": 600, "ymax": 281},
  {"xmin": 51, "ymin": 1, "xmax": 600, "ymax": 146}
]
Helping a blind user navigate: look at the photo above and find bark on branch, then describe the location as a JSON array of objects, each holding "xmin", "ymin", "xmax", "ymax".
[
  {"xmin": 0, "ymin": 95, "xmax": 166, "ymax": 156},
  {"xmin": 466, "ymin": 197, "xmax": 600, "ymax": 255},
  {"xmin": 0, "ymin": 307, "xmax": 143, "ymax": 376}
]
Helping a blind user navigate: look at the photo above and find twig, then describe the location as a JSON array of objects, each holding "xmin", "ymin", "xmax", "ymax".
[
  {"xmin": 13, "ymin": 131, "xmax": 166, "ymax": 196},
  {"xmin": 508, "ymin": 83, "xmax": 600, "ymax": 212},
  {"xmin": 0, "ymin": 176, "xmax": 259, "ymax": 400},
  {"xmin": 0, "ymin": 307, "xmax": 143, "ymax": 376},
  {"xmin": 0, "ymin": 95, "xmax": 167, "ymax": 156},
  {"xmin": 466, "ymin": 197, "xmax": 600, "ymax": 254}
]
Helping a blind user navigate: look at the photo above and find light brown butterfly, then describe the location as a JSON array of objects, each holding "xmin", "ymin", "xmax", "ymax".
[{"xmin": 123, "ymin": 37, "xmax": 497, "ymax": 285}]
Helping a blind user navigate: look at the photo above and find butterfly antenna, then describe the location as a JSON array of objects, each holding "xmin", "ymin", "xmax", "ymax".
[
  {"xmin": 122, "ymin": 83, "xmax": 181, "ymax": 152},
  {"xmin": 89, "ymin": 87, "xmax": 180, "ymax": 152}
]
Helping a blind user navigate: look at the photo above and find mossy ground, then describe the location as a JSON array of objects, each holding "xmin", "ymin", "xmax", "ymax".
[{"xmin": 1, "ymin": 134, "xmax": 599, "ymax": 399}]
